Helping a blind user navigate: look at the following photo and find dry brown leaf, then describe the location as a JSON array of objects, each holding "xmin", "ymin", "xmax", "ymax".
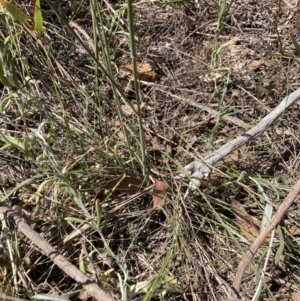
[
  {"xmin": 280, "ymin": 292, "xmax": 300, "ymax": 301},
  {"xmin": 152, "ymin": 179, "xmax": 169, "ymax": 209},
  {"xmin": 93, "ymin": 175, "xmax": 146, "ymax": 200},
  {"xmin": 231, "ymin": 198, "xmax": 260, "ymax": 242},
  {"xmin": 223, "ymin": 150, "xmax": 240, "ymax": 163},
  {"xmin": 121, "ymin": 102, "xmax": 145, "ymax": 116},
  {"xmin": 287, "ymin": 225, "xmax": 300, "ymax": 236},
  {"xmin": 291, "ymin": 292, "xmax": 300, "ymax": 301},
  {"xmin": 111, "ymin": 119, "xmax": 121, "ymax": 127},
  {"xmin": 231, "ymin": 89, "xmax": 241, "ymax": 98},
  {"xmin": 231, "ymin": 198, "xmax": 300, "ymax": 246},
  {"xmin": 118, "ymin": 61, "xmax": 157, "ymax": 82},
  {"xmin": 247, "ymin": 59, "xmax": 270, "ymax": 72},
  {"xmin": 104, "ymin": 175, "xmax": 144, "ymax": 192}
]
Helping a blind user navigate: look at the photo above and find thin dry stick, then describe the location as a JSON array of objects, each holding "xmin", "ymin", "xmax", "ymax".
[
  {"xmin": 156, "ymin": 88, "xmax": 251, "ymax": 130},
  {"xmin": 0, "ymin": 206, "xmax": 116, "ymax": 301},
  {"xmin": 231, "ymin": 177, "xmax": 300, "ymax": 300}
]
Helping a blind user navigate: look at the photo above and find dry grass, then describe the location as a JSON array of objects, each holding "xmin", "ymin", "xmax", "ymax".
[{"xmin": 1, "ymin": 0, "xmax": 300, "ymax": 300}]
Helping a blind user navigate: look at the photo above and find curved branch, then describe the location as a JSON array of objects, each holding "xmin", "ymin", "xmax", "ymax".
[
  {"xmin": 0, "ymin": 206, "xmax": 116, "ymax": 301},
  {"xmin": 177, "ymin": 88, "xmax": 300, "ymax": 193}
]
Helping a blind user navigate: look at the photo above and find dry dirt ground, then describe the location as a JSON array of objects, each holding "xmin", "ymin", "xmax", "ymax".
[{"xmin": 1, "ymin": 0, "xmax": 300, "ymax": 300}]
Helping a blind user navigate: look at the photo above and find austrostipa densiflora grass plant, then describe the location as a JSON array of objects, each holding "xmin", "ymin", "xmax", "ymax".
[{"xmin": 1, "ymin": 0, "xmax": 300, "ymax": 300}]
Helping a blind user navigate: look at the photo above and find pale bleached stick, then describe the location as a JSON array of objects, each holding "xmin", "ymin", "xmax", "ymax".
[{"xmin": 176, "ymin": 88, "xmax": 300, "ymax": 197}]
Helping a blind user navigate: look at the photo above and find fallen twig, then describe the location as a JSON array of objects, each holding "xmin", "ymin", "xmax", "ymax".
[
  {"xmin": 156, "ymin": 88, "xmax": 251, "ymax": 130},
  {"xmin": 176, "ymin": 88, "xmax": 300, "ymax": 196},
  {"xmin": 0, "ymin": 206, "xmax": 116, "ymax": 301},
  {"xmin": 231, "ymin": 177, "xmax": 300, "ymax": 300}
]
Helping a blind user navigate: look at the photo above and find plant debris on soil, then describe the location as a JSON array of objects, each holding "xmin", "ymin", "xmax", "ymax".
[{"xmin": 1, "ymin": 0, "xmax": 300, "ymax": 300}]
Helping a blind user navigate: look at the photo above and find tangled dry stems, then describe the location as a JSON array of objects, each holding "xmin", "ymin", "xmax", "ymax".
[{"xmin": 1, "ymin": 0, "xmax": 300, "ymax": 300}]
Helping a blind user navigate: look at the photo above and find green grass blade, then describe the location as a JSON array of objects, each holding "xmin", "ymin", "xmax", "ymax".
[
  {"xmin": 0, "ymin": 134, "xmax": 27, "ymax": 152},
  {"xmin": 0, "ymin": 1, "xmax": 30, "ymax": 23},
  {"xmin": 275, "ymin": 226, "xmax": 285, "ymax": 265},
  {"xmin": 126, "ymin": 0, "xmax": 147, "ymax": 175},
  {"xmin": 0, "ymin": 53, "xmax": 13, "ymax": 87},
  {"xmin": 290, "ymin": 34, "xmax": 300, "ymax": 56},
  {"xmin": 34, "ymin": 0, "xmax": 43, "ymax": 32}
]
